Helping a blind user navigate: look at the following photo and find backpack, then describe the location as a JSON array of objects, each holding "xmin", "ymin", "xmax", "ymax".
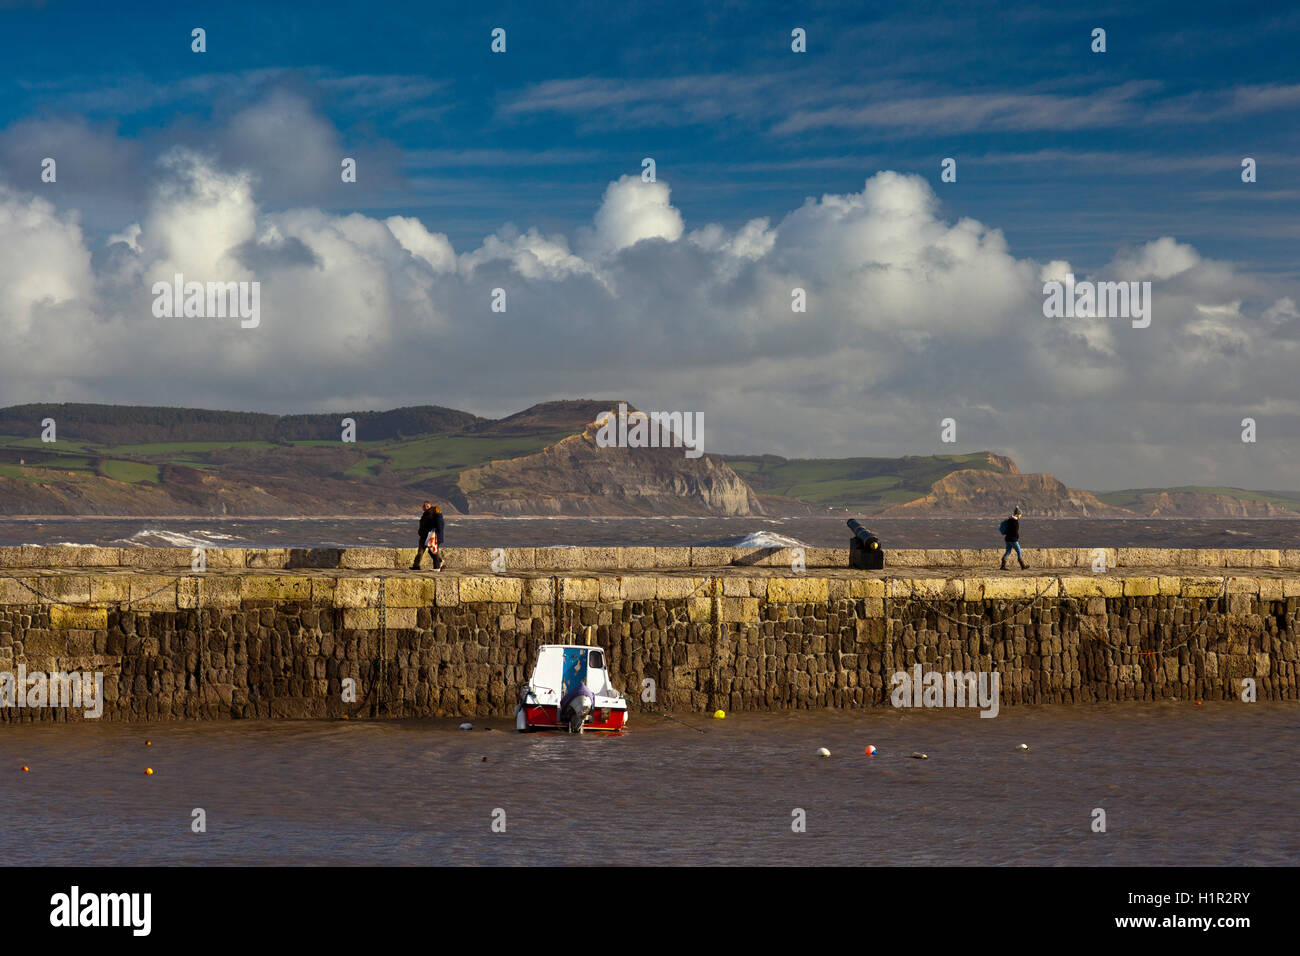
[{"xmin": 998, "ymin": 519, "xmax": 1009, "ymax": 536}]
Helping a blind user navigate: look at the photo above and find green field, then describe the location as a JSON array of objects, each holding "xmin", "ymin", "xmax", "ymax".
[
  {"xmin": 98, "ymin": 459, "xmax": 162, "ymax": 483},
  {"xmin": 375, "ymin": 432, "xmax": 574, "ymax": 475},
  {"xmin": 0, "ymin": 435, "xmax": 100, "ymax": 454},
  {"xmin": 100, "ymin": 440, "xmax": 281, "ymax": 457}
]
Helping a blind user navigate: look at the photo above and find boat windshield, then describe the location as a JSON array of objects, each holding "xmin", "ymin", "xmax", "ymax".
[{"xmin": 587, "ymin": 649, "xmax": 608, "ymax": 692}]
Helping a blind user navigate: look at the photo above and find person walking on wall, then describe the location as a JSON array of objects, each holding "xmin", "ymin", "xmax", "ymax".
[
  {"xmin": 1000, "ymin": 507, "xmax": 1026, "ymax": 570},
  {"xmin": 410, "ymin": 501, "xmax": 445, "ymax": 571}
]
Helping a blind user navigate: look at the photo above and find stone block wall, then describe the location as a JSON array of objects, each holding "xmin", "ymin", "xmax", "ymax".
[
  {"xmin": 0, "ymin": 550, "xmax": 1296, "ymax": 722},
  {"xmin": 4, "ymin": 545, "xmax": 1300, "ymax": 573}
]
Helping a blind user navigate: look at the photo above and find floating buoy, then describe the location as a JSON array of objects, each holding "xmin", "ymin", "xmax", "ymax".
[
  {"xmin": 1195, "ymin": 701, "xmax": 1203, "ymax": 706},
  {"xmin": 481, "ymin": 756, "xmax": 488, "ymax": 762},
  {"xmin": 145, "ymin": 768, "xmax": 154, "ymax": 776},
  {"xmin": 21, "ymin": 766, "xmax": 29, "ymax": 773},
  {"xmin": 145, "ymin": 741, "xmax": 152, "ymax": 747},
  {"xmin": 911, "ymin": 752, "xmax": 928, "ymax": 760},
  {"xmin": 1017, "ymin": 744, "xmax": 1029, "ymax": 751},
  {"xmin": 817, "ymin": 747, "xmax": 831, "ymax": 757},
  {"xmin": 865, "ymin": 745, "xmax": 877, "ymax": 756},
  {"xmin": 713, "ymin": 709, "xmax": 725, "ymax": 719},
  {"xmin": 459, "ymin": 722, "xmax": 473, "ymax": 730}
]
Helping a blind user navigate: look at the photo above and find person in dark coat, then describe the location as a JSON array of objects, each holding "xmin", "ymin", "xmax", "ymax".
[
  {"xmin": 410, "ymin": 501, "xmax": 445, "ymax": 570},
  {"xmin": 1001, "ymin": 506, "xmax": 1026, "ymax": 570}
]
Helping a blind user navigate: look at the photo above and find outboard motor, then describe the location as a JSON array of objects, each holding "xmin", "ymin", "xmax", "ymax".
[
  {"xmin": 847, "ymin": 519, "xmax": 884, "ymax": 569},
  {"xmin": 560, "ymin": 682, "xmax": 595, "ymax": 734}
]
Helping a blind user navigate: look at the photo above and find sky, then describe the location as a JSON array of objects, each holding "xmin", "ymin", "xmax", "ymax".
[{"xmin": 1, "ymin": 0, "xmax": 1298, "ymax": 490}]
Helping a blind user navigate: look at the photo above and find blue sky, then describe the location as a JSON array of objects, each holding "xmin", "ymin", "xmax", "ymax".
[
  {"xmin": 2, "ymin": 0, "xmax": 1299, "ymax": 488},
  {"xmin": 7, "ymin": 0, "xmax": 1296, "ymax": 267}
]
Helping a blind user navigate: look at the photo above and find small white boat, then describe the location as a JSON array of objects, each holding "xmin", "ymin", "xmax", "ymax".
[{"xmin": 515, "ymin": 644, "xmax": 629, "ymax": 733}]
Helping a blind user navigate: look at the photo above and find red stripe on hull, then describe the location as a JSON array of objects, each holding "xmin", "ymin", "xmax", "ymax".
[{"xmin": 522, "ymin": 705, "xmax": 627, "ymax": 732}]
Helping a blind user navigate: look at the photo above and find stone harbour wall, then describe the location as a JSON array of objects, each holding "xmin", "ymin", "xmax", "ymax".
[
  {"xmin": 0, "ymin": 547, "xmax": 1297, "ymax": 722},
  {"xmin": 5, "ymin": 544, "xmax": 1300, "ymax": 572}
]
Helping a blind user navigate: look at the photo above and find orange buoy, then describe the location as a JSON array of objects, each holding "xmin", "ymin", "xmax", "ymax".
[
  {"xmin": 146, "ymin": 741, "xmax": 152, "ymax": 746},
  {"xmin": 145, "ymin": 768, "xmax": 154, "ymax": 775},
  {"xmin": 21, "ymin": 766, "xmax": 29, "ymax": 772}
]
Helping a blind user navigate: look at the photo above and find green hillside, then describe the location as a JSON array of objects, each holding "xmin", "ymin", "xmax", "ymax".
[
  {"xmin": 723, "ymin": 452, "xmax": 1014, "ymax": 511},
  {"xmin": 1095, "ymin": 486, "xmax": 1300, "ymax": 513},
  {"xmin": 0, "ymin": 403, "xmax": 483, "ymax": 445},
  {"xmin": 0, "ymin": 402, "xmax": 586, "ymax": 496}
]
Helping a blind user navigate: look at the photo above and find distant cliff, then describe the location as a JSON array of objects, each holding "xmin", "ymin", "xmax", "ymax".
[
  {"xmin": 881, "ymin": 469, "xmax": 1132, "ymax": 517},
  {"xmin": 1133, "ymin": 491, "xmax": 1290, "ymax": 517},
  {"xmin": 453, "ymin": 421, "xmax": 763, "ymax": 516}
]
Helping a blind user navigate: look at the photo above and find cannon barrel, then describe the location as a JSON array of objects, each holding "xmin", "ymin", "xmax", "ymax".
[
  {"xmin": 847, "ymin": 519, "xmax": 879, "ymax": 550},
  {"xmin": 847, "ymin": 519, "xmax": 884, "ymax": 569}
]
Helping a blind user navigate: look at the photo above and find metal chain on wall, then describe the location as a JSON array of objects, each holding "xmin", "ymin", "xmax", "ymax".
[
  {"xmin": 2, "ymin": 573, "xmax": 187, "ymax": 609},
  {"xmin": 891, "ymin": 575, "xmax": 1244, "ymax": 663}
]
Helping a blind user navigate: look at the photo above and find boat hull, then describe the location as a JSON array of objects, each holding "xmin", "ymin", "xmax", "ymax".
[{"xmin": 519, "ymin": 704, "xmax": 627, "ymax": 733}]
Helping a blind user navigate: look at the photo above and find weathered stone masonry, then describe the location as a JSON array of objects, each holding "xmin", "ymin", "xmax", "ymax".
[{"xmin": 1, "ymin": 547, "xmax": 1298, "ymax": 722}]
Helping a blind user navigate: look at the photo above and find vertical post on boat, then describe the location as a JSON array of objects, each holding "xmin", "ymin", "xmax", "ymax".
[{"xmin": 553, "ymin": 575, "xmax": 564, "ymax": 642}]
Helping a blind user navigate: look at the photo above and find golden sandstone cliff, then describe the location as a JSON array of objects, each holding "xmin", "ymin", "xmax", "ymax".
[
  {"xmin": 453, "ymin": 421, "xmax": 763, "ymax": 516},
  {"xmin": 882, "ymin": 469, "xmax": 1130, "ymax": 517}
]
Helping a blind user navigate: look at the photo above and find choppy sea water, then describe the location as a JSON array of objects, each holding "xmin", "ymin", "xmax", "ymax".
[
  {"xmin": 1, "ymin": 705, "xmax": 1295, "ymax": 866},
  {"xmin": 2, "ymin": 516, "xmax": 1299, "ymax": 550}
]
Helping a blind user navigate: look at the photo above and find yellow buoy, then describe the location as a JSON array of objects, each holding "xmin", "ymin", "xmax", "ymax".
[
  {"xmin": 713, "ymin": 709, "xmax": 725, "ymax": 719},
  {"xmin": 146, "ymin": 741, "xmax": 152, "ymax": 746},
  {"xmin": 145, "ymin": 768, "xmax": 154, "ymax": 776},
  {"xmin": 21, "ymin": 766, "xmax": 29, "ymax": 772}
]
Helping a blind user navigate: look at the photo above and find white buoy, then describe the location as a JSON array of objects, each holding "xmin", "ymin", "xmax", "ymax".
[
  {"xmin": 817, "ymin": 747, "xmax": 831, "ymax": 757},
  {"xmin": 459, "ymin": 722, "xmax": 473, "ymax": 731},
  {"xmin": 1017, "ymin": 743, "xmax": 1029, "ymax": 751},
  {"xmin": 911, "ymin": 752, "xmax": 928, "ymax": 759}
]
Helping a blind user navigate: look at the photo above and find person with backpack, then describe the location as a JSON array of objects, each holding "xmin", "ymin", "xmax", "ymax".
[{"xmin": 1000, "ymin": 507, "xmax": 1026, "ymax": 570}]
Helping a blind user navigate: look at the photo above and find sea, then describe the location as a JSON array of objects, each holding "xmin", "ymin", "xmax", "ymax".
[
  {"xmin": 1, "ymin": 515, "xmax": 1298, "ymax": 550},
  {"xmin": 1, "ymin": 705, "xmax": 1295, "ymax": 866}
]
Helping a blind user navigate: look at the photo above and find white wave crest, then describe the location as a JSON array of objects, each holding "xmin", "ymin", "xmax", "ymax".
[
  {"xmin": 731, "ymin": 531, "xmax": 806, "ymax": 549},
  {"xmin": 114, "ymin": 529, "xmax": 241, "ymax": 548}
]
